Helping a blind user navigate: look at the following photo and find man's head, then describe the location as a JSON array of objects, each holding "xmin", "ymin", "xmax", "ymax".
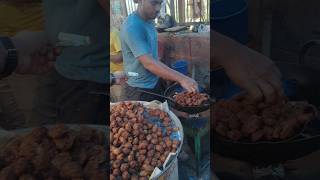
[{"xmin": 136, "ymin": 0, "xmax": 163, "ymax": 20}]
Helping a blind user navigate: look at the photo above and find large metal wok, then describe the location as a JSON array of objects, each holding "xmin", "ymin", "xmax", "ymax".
[{"xmin": 212, "ymin": 41, "xmax": 320, "ymax": 164}]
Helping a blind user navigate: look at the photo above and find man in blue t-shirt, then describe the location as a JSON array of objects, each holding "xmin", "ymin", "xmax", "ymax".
[{"xmin": 120, "ymin": 0, "xmax": 199, "ymax": 102}]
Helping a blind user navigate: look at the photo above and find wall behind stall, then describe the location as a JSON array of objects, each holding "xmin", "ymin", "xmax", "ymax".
[
  {"xmin": 271, "ymin": 0, "xmax": 320, "ymax": 66},
  {"xmin": 110, "ymin": 0, "xmax": 128, "ymax": 28},
  {"xmin": 158, "ymin": 32, "xmax": 210, "ymax": 89},
  {"xmin": 247, "ymin": 0, "xmax": 320, "ymax": 67}
]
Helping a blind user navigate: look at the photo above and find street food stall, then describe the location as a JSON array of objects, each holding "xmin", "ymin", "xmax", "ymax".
[{"xmin": 110, "ymin": 0, "xmax": 211, "ymax": 179}]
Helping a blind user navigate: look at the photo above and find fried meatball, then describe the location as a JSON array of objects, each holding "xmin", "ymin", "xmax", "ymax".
[{"xmin": 48, "ymin": 124, "xmax": 69, "ymax": 139}]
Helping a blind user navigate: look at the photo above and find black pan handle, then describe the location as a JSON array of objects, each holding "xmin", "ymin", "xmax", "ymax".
[
  {"xmin": 299, "ymin": 40, "xmax": 320, "ymax": 65},
  {"xmin": 136, "ymin": 89, "xmax": 175, "ymax": 103},
  {"xmin": 89, "ymin": 91, "xmax": 109, "ymax": 96}
]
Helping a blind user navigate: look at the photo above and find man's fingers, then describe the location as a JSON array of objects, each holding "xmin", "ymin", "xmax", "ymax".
[
  {"xmin": 189, "ymin": 86, "xmax": 195, "ymax": 92},
  {"xmin": 191, "ymin": 87, "xmax": 196, "ymax": 92},
  {"xmin": 191, "ymin": 83, "xmax": 198, "ymax": 92},
  {"xmin": 242, "ymin": 80, "xmax": 263, "ymax": 103},
  {"xmin": 185, "ymin": 86, "xmax": 193, "ymax": 92},
  {"xmin": 186, "ymin": 87, "xmax": 192, "ymax": 92},
  {"xmin": 267, "ymin": 74, "xmax": 284, "ymax": 98},
  {"xmin": 256, "ymin": 79, "xmax": 275, "ymax": 103}
]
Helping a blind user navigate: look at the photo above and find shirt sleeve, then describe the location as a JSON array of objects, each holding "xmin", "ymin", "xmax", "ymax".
[
  {"xmin": 111, "ymin": 30, "xmax": 122, "ymax": 53},
  {"xmin": 122, "ymin": 25, "xmax": 150, "ymax": 58}
]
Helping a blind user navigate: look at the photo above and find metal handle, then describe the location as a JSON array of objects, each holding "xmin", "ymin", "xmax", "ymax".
[
  {"xmin": 298, "ymin": 40, "xmax": 320, "ymax": 65},
  {"xmin": 88, "ymin": 91, "xmax": 109, "ymax": 96},
  {"xmin": 136, "ymin": 89, "xmax": 175, "ymax": 102}
]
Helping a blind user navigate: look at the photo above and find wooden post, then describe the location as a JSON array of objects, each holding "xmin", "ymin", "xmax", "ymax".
[
  {"xmin": 178, "ymin": 0, "xmax": 185, "ymax": 23},
  {"xmin": 170, "ymin": 0, "xmax": 176, "ymax": 22},
  {"xmin": 120, "ymin": 0, "xmax": 128, "ymax": 17}
]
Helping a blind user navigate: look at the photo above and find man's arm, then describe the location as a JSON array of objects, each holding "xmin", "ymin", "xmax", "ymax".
[
  {"xmin": 11, "ymin": 31, "xmax": 48, "ymax": 55},
  {"xmin": 122, "ymin": 25, "xmax": 198, "ymax": 92},
  {"xmin": 0, "ymin": 31, "xmax": 57, "ymax": 76},
  {"xmin": 110, "ymin": 52, "xmax": 123, "ymax": 64},
  {"xmin": 138, "ymin": 54, "xmax": 198, "ymax": 92},
  {"xmin": 212, "ymin": 31, "xmax": 283, "ymax": 102},
  {"xmin": 12, "ymin": 31, "xmax": 54, "ymax": 74}
]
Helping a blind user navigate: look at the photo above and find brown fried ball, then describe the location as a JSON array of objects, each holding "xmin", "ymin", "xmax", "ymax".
[
  {"xmin": 60, "ymin": 161, "xmax": 83, "ymax": 178},
  {"xmin": 18, "ymin": 174, "xmax": 36, "ymax": 180},
  {"xmin": 48, "ymin": 124, "xmax": 69, "ymax": 139}
]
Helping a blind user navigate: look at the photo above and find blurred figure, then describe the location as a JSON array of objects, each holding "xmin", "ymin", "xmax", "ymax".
[
  {"xmin": 110, "ymin": 15, "xmax": 125, "ymax": 102},
  {"xmin": 0, "ymin": 0, "xmax": 44, "ymax": 129},
  {"xmin": 1, "ymin": 1, "xmax": 108, "ymax": 126}
]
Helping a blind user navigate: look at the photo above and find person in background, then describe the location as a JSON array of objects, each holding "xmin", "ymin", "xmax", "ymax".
[
  {"xmin": 0, "ymin": 0, "xmax": 43, "ymax": 37},
  {"xmin": 0, "ymin": 0, "xmax": 44, "ymax": 129},
  {"xmin": 110, "ymin": 15, "xmax": 125, "ymax": 102}
]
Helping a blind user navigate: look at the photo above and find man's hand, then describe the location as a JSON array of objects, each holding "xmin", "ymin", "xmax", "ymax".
[
  {"xmin": 10, "ymin": 31, "xmax": 60, "ymax": 74},
  {"xmin": 113, "ymin": 71, "xmax": 127, "ymax": 85},
  {"xmin": 12, "ymin": 31, "xmax": 48, "ymax": 56},
  {"xmin": 213, "ymin": 31, "xmax": 283, "ymax": 103},
  {"xmin": 178, "ymin": 75, "xmax": 199, "ymax": 92},
  {"xmin": 224, "ymin": 53, "xmax": 283, "ymax": 103},
  {"xmin": 15, "ymin": 45, "xmax": 60, "ymax": 74},
  {"xmin": 138, "ymin": 54, "xmax": 199, "ymax": 92},
  {"xmin": 110, "ymin": 53, "xmax": 123, "ymax": 64}
]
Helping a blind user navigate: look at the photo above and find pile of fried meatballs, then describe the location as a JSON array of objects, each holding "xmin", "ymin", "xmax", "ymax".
[
  {"xmin": 213, "ymin": 95, "xmax": 316, "ymax": 142},
  {"xmin": 173, "ymin": 92, "xmax": 209, "ymax": 106},
  {"xmin": 0, "ymin": 124, "xmax": 106, "ymax": 180},
  {"xmin": 110, "ymin": 102, "xmax": 181, "ymax": 180}
]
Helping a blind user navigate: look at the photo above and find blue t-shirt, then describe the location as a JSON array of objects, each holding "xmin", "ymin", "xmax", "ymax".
[{"xmin": 120, "ymin": 11, "xmax": 159, "ymax": 89}]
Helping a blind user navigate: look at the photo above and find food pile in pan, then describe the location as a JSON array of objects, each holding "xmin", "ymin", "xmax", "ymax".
[
  {"xmin": 173, "ymin": 92, "xmax": 209, "ymax": 106},
  {"xmin": 110, "ymin": 102, "xmax": 181, "ymax": 180},
  {"xmin": 0, "ymin": 124, "xmax": 106, "ymax": 179},
  {"xmin": 213, "ymin": 95, "xmax": 317, "ymax": 142}
]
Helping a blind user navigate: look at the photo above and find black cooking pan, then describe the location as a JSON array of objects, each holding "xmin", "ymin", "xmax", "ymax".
[
  {"xmin": 164, "ymin": 83, "xmax": 214, "ymax": 114},
  {"xmin": 213, "ymin": 44, "xmax": 320, "ymax": 164},
  {"xmin": 135, "ymin": 83, "xmax": 214, "ymax": 114}
]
